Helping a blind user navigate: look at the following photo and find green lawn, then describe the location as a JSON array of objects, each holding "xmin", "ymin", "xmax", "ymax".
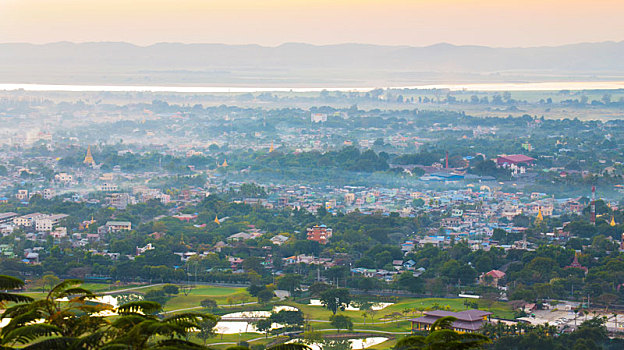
[
  {"xmin": 160, "ymin": 285, "xmax": 251, "ymax": 311},
  {"xmin": 19, "ymin": 283, "xmax": 514, "ymax": 349},
  {"xmin": 281, "ymin": 297, "xmax": 514, "ymax": 325}
]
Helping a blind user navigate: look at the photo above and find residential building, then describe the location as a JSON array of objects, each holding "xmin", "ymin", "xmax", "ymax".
[
  {"xmin": 410, "ymin": 310, "xmax": 492, "ymax": 333},
  {"xmin": 0, "ymin": 212, "xmax": 17, "ymax": 224},
  {"xmin": 105, "ymin": 221, "xmax": 132, "ymax": 233},
  {"xmin": 480, "ymin": 269, "xmax": 506, "ymax": 287},
  {"xmin": 16, "ymin": 190, "xmax": 28, "ymax": 200},
  {"xmin": 35, "ymin": 214, "xmax": 69, "ymax": 232},
  {"xmin": 43, "ymin": 188, "xmax": 55, "ymax": 200},
  {"xmin": 54, "ymin": 173, "xmax": 73, "ymax": 184},
  {"xmin": 14, "ymin": 213, "xmax": 46, "ymax": 227},
  {"xmin": 270, "ymin": 234, "xmax": 289, "ymax": 246}
]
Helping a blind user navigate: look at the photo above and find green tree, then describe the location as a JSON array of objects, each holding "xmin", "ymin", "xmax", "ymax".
[
  {"xmin": 320, "ymin": 288, "xmax": 351, "ymax": 315},
  {"xmin": 255, "ymin": 318, "xmax": 272, "ymax": 338},
  {"xmin": 257, "ymin": 288, "xmax": 274, "ymax": 304},
  {"xmin": 329, "ymin": 314, "xmax": 353, "ymax": 333},
  {"xmin": 308, "ymin": 282, "xmax": 330, "ymax": 297},
  {"xmin": 201, "ymin": 298, "xmax": 218, "ymax": 310},
  {"xmin": 162, "ymin": 284, "xmax": 179, "ymax": 295},
  {"xmin": 197, "ymin": 314, "xmax": 220, "ymax": 345},
  {"xmin": 270, "ymin": 310, "xmax": 304, "ymax": 327},
  {"xmin": 0, "ymin": 275, "xmax": 33, "ymax": 307},
  {"xmin": 1, "ymin": 279, "xmax": 108, "ymax": 349},
  {"xmin": 277, "ymin": 273, "xmax": 302, "ymax": 294},
  {"xmin": 104, "ymin": 301, "xmax": 206, "ymax": 349}
]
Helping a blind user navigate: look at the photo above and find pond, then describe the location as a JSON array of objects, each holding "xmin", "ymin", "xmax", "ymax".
[
  {"xmin": 290, "ymin": 337, "xmax": 389, "ymax": 350},
  {"xmin": 309, "ymin": 299, "xmax": 394, "ymax": 311},
  {"xmin": 215, "ymin": 305, "xmax": 299, "ymax": 334}
]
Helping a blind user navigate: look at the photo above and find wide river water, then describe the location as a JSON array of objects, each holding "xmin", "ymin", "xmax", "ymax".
[{"xmin": 1, "ymin": 81, "xmax": 624, "ymax": 93}]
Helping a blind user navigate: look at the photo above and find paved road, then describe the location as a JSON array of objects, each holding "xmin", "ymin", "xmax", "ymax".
[
  {"xmin": 102, "ymin": 283, "xmax": 164, "ymax": 295},
  {"xmin": 207, "ymin": 328, "xmax": 409, "ymax": 347}
]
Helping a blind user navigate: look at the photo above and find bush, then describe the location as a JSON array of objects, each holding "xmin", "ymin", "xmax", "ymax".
[
  {"xmin": 143, "ymin": 289, "xmax": 168, "ymax": 305},
  {"xmin": 162, "ymin": 284, "xmax": 179, "ymax": 295},
  {"xmin": 201, "ymin": 298, "xmax": 218, "ymax": 310}
]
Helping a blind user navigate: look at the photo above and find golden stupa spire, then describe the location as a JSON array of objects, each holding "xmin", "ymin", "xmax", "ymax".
[
  {"xmin": 535, "ymin": 206, "xmax": 544, "ymax": 223},
  {"xmin": 269, "ymin": 141, "xmax": 274, "ymax": 153},
  {"xmin": 221, "ymin": 159, "xmax": 228, "ymax": 167},
  {"xmin": 84, "ymin": 146, "xmax": 95, "ymax": 165},
  {"xmin": 214, "ymin": 215, "xmax": 220, "ymax": 225},
  {"xmin": 611, "ymin": 216, "xmax": 616, "ymax": 227}
]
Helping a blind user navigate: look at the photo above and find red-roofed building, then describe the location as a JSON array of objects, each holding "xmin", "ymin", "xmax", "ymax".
[
  {"xmin": 496, "ymin": 154, "xmax": 535, "ymax": 167},
  {"xmin": 480, "ymin": 269, "xmax": 506, "ymax": 287},
  {"xmin": 173, "ymin": 213, "xmax": 198, "ymax": 222},
  {"xmin": 306, "ymin": 224, "xmax": 333, "ymax": 244}
]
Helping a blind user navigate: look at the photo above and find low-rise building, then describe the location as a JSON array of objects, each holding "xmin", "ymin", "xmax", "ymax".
[
  {"xmin": 14, "ymin": 213, "xmax": 46, "ymax": 227},
  {"xmin": 35, "ymin": 214, "xmax": 69, "ymax": 232},
  {"xmin": 410, "ymin": 310, "xmax": 492, "ymax": 333},
  {"xmin": 105, "ymin": 221, "xmax": 132, "ymax": 233},
  {"xmin": 0, "ymin": 212, "xmax": 18, "ymax": 224}
]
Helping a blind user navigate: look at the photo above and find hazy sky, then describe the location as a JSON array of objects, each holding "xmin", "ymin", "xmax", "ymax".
[{"xmin": 2, "ymin": 0, "xmax": 623, "ymax": 47}]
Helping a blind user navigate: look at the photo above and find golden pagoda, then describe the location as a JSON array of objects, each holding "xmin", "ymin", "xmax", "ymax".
[
  {"xmin": 84, "ymin": 146, "xmax": 95, "ymax": 165},
  {"xmin": 535, "ymin": 207, "xmax": 544, "ymax": 224},
  {"xmin": 221, "ymin": 159, "xmax": 228, "ymax": 167},
  {"xmin": 180, "ymin": 233, "xmax": 190, "ymax": 249},
  {"xmin": 269, "ymin": 141, "xmax": 274, "ymax": 153},
  {"xmin": 611, "ymin": 216, "xmax": 616, "ymax": 227},
  {"xmin": 87, "ymin": 215, "xmax": 95, "ymax": 228},
  {"xmin": 214, "ymin": 215, "xmax": 220, "ymax": 225}
]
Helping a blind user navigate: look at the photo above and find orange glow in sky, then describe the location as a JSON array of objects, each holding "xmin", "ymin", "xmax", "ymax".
[{"xmin": 2, "ymin": 0, "xmax": 623, "ymax": 46}]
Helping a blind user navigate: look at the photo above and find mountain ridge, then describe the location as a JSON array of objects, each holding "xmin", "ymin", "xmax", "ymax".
[{"xmin": 1, "ymin": 41, "xmax": 623, "ymax": 87}]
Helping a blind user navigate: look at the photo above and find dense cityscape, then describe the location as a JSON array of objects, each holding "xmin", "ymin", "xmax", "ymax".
[{"xmin": 0, "ymin": 87, "xmax": 624, "ymax": 349}]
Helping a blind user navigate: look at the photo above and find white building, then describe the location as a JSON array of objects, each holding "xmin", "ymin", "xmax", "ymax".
[
  {"xmin": 14, "ymin": 213, "xmax": 46, "ymax": 227},
  {"xmin": 311, "ymin": 113, "xmax": 328, "ymax": 123},
  {"xmin": 99, "ymin": 183, "xmax": 119, "ymax": 192},
  {"xmin": 55, "ymin": 173, "xmax": 73, "ymax": 184},
  {"xmin": 16, "ymin": 190, "xmax": 28, "ymax": 200},
  {"xmin": 43, "ymin": 188, "xmax": 55, "ymax": 200},
  {"xmin": 35, "ymin": 214, "xmax": 69, "ymax": 232}
]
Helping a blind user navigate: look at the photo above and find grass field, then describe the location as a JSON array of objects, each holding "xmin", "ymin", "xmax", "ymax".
[
  {"xmin": 162, "ymin": 285, "xmax": 251, "ymax": 311},
  {"xmin": 20, "ymin": 283, "xmax": 514, "ymax": 348}
]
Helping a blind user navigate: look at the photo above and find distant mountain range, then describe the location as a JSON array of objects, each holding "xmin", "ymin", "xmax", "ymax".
[{"xmin": 1, "ymin": 41, "xmax": 623, "ymax": 87}]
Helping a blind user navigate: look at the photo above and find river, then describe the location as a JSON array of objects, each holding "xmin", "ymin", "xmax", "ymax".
[{"xmin": 1, "ymin": 81, "xmax": 624, "ymax": 93}]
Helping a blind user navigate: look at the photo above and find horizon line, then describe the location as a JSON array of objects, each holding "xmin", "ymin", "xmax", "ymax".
[{"xmin": 1, "ymin": 39, "xmax": 623, "ymax": 50}]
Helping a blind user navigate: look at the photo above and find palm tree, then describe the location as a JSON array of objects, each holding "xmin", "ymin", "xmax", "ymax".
[
  {"xmin": 103, "ymin": 300, "xmax": 209, "ymax": 349},
  {"xmin": 394, "ymin": 317, "xmax": 490, "ymax": 350},
  {"xmin": 266, "ymin": 344, "xmax": 311, "ymax": 350},
  {"xmin": 0, "ymin": 275, "xmax": 33, "ymax": 307},
  {"xmin": 0, "ymin": 277, "xmax": 216, "ymax": 350},
  {"xmin": 1, "ymin": 279, "xmax": 111, "ymax": 349}
]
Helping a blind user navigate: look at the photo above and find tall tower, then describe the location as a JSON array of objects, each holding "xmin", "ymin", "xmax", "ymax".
[
  {"xmin": 535, "ymin": 206, "xmax": 544, "ymax": 224},
  {"xmin": 445, "ymin": 151, "xmax": 449, "ymax": 169},
  {"xmin": 590, "ymin": 186, "xmax": 596, "ymax": 225},
  {"xmin": 84, "ymin": 146, "xmax": 95, "ymax": 165}
]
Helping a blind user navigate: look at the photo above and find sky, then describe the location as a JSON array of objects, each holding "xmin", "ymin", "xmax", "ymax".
[{"xmin": 2, "ymin": 0, "xmax": 623, "ymax": 47}]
